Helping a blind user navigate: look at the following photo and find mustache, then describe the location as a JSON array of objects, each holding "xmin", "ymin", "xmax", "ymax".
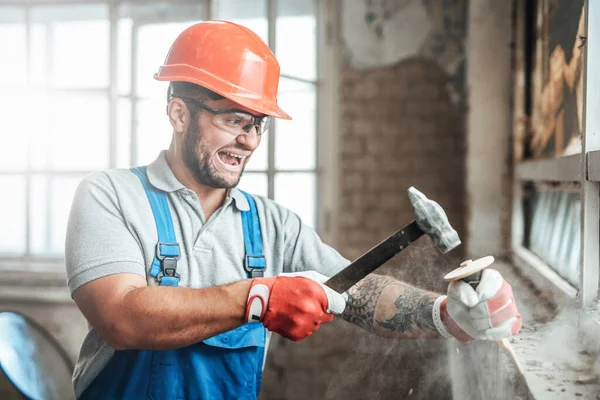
[{"xmin": 219, "ymin": 144, "xmax": 253, "ymax": 154}]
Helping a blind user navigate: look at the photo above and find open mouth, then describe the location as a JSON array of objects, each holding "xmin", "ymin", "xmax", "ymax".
[{"xmin": 217, "ymin": 151, "xmax": 247, "ymax": 169}]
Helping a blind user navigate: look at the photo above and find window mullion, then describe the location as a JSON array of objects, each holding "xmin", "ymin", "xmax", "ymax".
[
  {"xmin": 205, "ymin": 0, "xmax": 213, "ymax": 19},
  {"xmin": 130, "ymin": 21, "xmax": 139, "ymax": 167},
  {"xmin": 44, "ymin": 20, "xmax": 54, "ymax": 255},
  {"xmin": 25, "ymin": 4, "xmax": 32, "ymax": 256},
  {"xmin": 109, "ymin": 1, "xmax": 117, "ymax": 168},
  {"xmin": 580, "ymin": 0, "xmax": 600, "ymax": 307},
  {"xmin": 267, "ymin": 0, "xmax": 277, "ymax": 200}
]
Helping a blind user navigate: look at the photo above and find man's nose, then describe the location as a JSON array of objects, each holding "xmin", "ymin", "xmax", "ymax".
[{"xmin": 236, "ymin": 128, "xmax": 261, "ymax": 150}]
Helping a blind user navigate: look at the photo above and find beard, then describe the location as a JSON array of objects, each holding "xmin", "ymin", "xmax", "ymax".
[{"xmin": 182, "ymin": 123, "xmax": 245, "ymax": 189}]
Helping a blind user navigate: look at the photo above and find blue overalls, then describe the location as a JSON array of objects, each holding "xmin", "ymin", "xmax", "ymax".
[{"xmin": 80, "ymin": 166, "xmax": 268, "ymax": 400}]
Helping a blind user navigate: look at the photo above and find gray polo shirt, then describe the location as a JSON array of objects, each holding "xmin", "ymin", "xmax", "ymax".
[{"xmin": 65, "ymin": 151, "xmax": 349, "ymax": 398}]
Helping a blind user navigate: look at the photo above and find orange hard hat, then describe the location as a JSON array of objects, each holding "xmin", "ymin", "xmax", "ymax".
[{"xmin": 155, "ymin": 20, "xmax": 291, "ymax": 120}]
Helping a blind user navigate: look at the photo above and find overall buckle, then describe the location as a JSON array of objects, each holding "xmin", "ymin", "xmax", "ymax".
[
  {"xmin": 244, "ymin": 255, "xmax": 266, "ymax": 278},
  {"xmin": 156, "ymin": 242, "xmax": 181, "ymax": 282}
]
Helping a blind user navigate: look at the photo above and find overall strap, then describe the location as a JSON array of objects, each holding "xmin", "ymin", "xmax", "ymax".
[
  {"xmin": 131, "ymin": 166, "xmax": 181, "ymax": 286},
  {"xmin": 240, "ymin": 191, "xmax": 266, "ymax": 278}
]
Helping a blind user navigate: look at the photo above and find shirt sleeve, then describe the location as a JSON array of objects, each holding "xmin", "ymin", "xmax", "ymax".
[
  {"xmin": 65, "ymin": 171, "xmax": 146, "ymax": 295},
  {"xmin": 281, "ymin": 210, "xmax": 350, "ymax": 277}
]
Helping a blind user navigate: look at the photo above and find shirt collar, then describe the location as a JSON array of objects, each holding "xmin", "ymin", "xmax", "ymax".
[
  {"xmin": 228, "ymin": 187, "xmax": 250, "ymax": 211},
  {"xmin": 146, "ymin": 151, "xmax": 250, "ymax": 212},
  {"xmin": 146, "ymin": 151, "xmax": 185, "ymax": 193}
]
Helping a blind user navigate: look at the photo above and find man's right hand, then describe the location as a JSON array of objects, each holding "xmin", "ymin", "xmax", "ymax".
[{"xmin": 245, "ymin": 272, "xmax": 345, "ymax": 341}]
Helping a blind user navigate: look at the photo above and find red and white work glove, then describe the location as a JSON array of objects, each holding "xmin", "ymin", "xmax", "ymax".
[
  {"xmin": 245, "ymin": 271, "xmax": 346, "ymax": 341},
  {"xmin": 432, "ymin": 269, "xmax": 522, "ymax": 343}
]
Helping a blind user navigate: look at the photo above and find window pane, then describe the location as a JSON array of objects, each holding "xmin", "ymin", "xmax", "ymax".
[
  {"xmin": 215, "ymin": 0, "xmax": 268, "ymax": 43},
  {"xmin": 245, "ymin": 133, "xmax": 268, "ymax": 171},
  {"xmin": 0, "ymin": 93, "xmax": 28, "ymax": 170},
  {"xmin": 118, "ymin": 18, "xmax": 133, "ymax": 96},
  {"xmin": 275, "ymin": 79, "xmax": 316, "ymax": 170},
  {"xmin": 32, "ymin": 4, "xmax": 110, "ymax": 89},
  {"xmin": 238, "ymin": 173, "xmax": 268, "ymax": 198},
  {"xmin": 30, "ymin": 175, "xmax": 82, "ymax": 256},
  {"xmin": 31, "ymin": 23, "xmax": 48, "ymax": 87},
  {"xmin": 117, "ymin": 98, "xmax": 132, "ymax": 168},
  {"xmin": 0, "ymin": 176, "xmax": 26, "ymax": 254},
  {"xmin": 276, "ymin": 0, "xmax": 316, "ymax": 81},
  {"xmin": 524, "ymin": 185, "xmax": 581, "ymax": 287},
  {"xmin": 136, "ymin": 22, "xmax": 201, "ymax": 100},
  {"xmin": 30, "ymin": 175, "xmax": 48, "ymax": 255},
  {"xmin": 48, "ymin": 93, "xmax": 109, "ymax": 171},
  {"xmin": 0, "ymin": 8, "xmax": 27, "ymax": 87},
  {"xmin": 136, "ymin": 99, "xmax": 172, "ymax": 166},
  {"xmin": 275, "ymin": 172, "xmax": 315, "ymax": 227},
  {"xmin": 27, "ymin": 93, "xmax": 53, "ymax": 170},
  {"xmin": 50, "ymin": 176, "xmax": 82, "ymax": 255}
]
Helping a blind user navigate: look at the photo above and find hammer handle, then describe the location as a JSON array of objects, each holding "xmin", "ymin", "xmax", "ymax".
[{"xmin": 325, "ymin": 221, "xmax": 423, "ymax": 293}]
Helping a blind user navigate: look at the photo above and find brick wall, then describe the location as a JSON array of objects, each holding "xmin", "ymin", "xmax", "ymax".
[
  {"xmin": 336, "ymin": 58, "xmax": 467, "ymax": 297},
  {"xmin": 261, "ymin": 58, "xmax": 467, "ymax": 400},
  {"xmin": 337, "ymin": 58, "xmax": 466, "ymax": 271}
]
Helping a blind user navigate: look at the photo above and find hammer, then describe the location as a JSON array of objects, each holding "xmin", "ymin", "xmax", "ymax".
[{"xmin": 325, "ymin": 187, "xmax": 461, "ymax": 293}]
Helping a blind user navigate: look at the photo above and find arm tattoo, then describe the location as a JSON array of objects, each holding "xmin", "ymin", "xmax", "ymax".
[
  {"xmin": 376, "ymin": 286, "xmax": 437, "ymax": 333},
  {"xmin": 341, "ymin": 275, "xmax": 395, "ymax": 332},
  {"xmin": 341, "ymin": 274, "xmax": 439, "ymax": 338}
]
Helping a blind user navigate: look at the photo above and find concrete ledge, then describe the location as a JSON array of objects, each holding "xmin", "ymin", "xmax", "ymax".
[
  {"xmin": 449, "ymin": 260, "xmax": 600, "ymax": 399},
  {"xmin": 0, "ymin": 267, "xmax": 72, "ymax": 303},
  {"xmin": 499, "ymin": 260, "xmax": 600, "ymax": 398},
  {"xmin": 0, "ymin": 285, "xmax": 72, "ymax": 304}
]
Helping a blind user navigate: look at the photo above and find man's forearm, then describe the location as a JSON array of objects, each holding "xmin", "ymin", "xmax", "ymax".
[
  {"xmin": 341, "ymin": 274, "xmax": 442, "ymax": 339},
  {"xmin": 75, "ymin": 274, "xmax": 252, "ymax": 351},
  {"xmin": 120, "ymin": 281, "xmax": 252, "ymax": 349}
]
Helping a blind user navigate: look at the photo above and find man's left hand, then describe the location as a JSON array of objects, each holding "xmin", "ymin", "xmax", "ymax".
[{"xmin": 432, "ymin": 269, "xmax": 522, "ymax": 343}]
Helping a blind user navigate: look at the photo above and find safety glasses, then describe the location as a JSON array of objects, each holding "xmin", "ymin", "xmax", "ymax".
[{"xmin": 177, "ymin": 97, "xmax": 271, "ymax": 136}]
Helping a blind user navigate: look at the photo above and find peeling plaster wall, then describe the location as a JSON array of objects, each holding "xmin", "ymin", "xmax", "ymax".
[
  {"xmin": 262, "ymin": 1, "xmax": 470, "ymax": 399},
  {"xmin": 342, "ymin": 0, "xmax": 467, "ymax": 107},
  {"xmin": 465, "ymin": 0, "xmax": 513, "ymax": 258}
]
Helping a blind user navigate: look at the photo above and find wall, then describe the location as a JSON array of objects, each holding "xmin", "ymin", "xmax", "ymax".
[
  {"xmin": 465, "ymin": 0, "xmax": 513, "ymax": 257},
  {"xmin": 1, "ymin": 1, "xmax": 472, "ymax": 399},
  {"xmin": 262, "ymin": 1, "xmax": 470, "ymax": 399}
]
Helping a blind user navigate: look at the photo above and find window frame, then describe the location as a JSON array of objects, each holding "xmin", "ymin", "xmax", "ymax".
[
  {"xmin": 0, "ymin": 0, "xmax": 335, "ymax": 276},
  {"xmin": 512, "ymin": 0, "xmax": 599, "ymax": 308}
]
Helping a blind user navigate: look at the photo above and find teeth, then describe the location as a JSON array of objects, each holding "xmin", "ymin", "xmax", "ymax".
[{"xmin": 225, "ymin": 152, "xmax": 246, "ymax": 159}]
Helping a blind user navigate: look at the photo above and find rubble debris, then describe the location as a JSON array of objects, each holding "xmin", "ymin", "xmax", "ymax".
[
  {"xmin": 575, "ymin": 375, "xmax": 598, "ymax": 384},
  {"xmin": 526, "ymin": 360, "xmax": 543, "ymax": 367}
]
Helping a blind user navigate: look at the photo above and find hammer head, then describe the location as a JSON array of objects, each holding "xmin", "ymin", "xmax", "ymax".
[{"xmin": 407, "ymin": 187, "xmax": 461, "ymax": 253}]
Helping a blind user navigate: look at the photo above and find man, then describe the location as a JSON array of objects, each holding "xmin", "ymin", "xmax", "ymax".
[{"xmin": 66, "ymin": 20, "xmax": 522, "ymax": 399}]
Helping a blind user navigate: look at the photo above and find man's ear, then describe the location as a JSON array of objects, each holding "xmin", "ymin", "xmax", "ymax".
[{"xmin": 167, "ymin": 98, "xmax": 188, "ymax": 133}]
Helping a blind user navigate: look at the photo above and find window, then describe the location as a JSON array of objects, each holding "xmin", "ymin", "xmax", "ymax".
[
  {"xmin": 513, "ymin": 0, "xmax": 599, "ymax": 307},
  {"xmin": 522, "ymin": 184, "xmax": 581, "ymax": 287},
  {"xmin": 0, "ymin": 0, "xmax": 324, "ymax": 268},
  {"xmin": 219, "ymin": 0, "xmax": 319, "ymax": 228}
]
